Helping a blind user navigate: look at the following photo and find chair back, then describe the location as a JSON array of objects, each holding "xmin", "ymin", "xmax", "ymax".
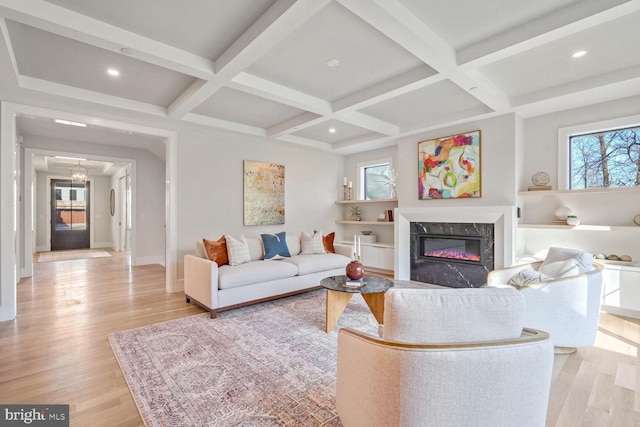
[{"xmin": 382, "ymin": 287, "xmax": 525, "ymax": 343}]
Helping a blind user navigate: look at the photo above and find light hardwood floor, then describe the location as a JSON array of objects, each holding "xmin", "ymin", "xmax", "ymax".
[{"xmin": 0, "ymin": 251, "xmax": 639, "ymax": 426}]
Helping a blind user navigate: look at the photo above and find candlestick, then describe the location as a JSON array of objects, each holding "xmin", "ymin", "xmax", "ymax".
[
  {"xmin": 357, "ymin": 236, "xmax": 361, "ymax": 260},
  {"xmin": 353, "ymin": 235, "xmax": 357, "ymax": 259},
  {"xmin": 343, "ymin": 176, "xmax": 347, "ymax": 186},
  {"xmin": 348, "ymin": 181, "xmax": 352, "ymax": 189},
  {"xmin": 343, "ymin": 184, "xmax": 348, "ymax": 200}
]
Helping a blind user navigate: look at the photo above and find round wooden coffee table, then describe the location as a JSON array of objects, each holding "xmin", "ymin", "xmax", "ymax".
[{"xmin": 320, "ymin": 275, "xmax": 394, "ymax": 332}]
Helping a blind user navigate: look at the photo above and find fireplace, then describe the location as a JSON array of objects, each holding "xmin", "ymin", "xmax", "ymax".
[
  {"xmin": 420, "ymin": 235, "xmax": 482, "ymax": 264},
  {"xmin": 410, "ymin": 222, "xmax": 494, "ymax": 288}
]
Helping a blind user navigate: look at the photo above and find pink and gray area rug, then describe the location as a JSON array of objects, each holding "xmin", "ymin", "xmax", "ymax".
[{"xmin": 110, "ymin": 288, "xmax": 385, "ymax": 426}]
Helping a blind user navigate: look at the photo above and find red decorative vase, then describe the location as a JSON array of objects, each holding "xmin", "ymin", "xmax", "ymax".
[{"xmin": 346, "ymin": 260, "xmax": 365, "ymax": 280}]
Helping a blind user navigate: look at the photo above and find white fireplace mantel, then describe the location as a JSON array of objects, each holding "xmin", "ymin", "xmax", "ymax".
[{"xmin": 394, "ymin": 206, "xmax": 517, "ymax": 281}]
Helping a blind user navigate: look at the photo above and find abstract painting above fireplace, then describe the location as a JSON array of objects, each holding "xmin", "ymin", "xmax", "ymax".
[{"xmin": 410, "ymin": 222, "xmax": 494, "ymax": 288}]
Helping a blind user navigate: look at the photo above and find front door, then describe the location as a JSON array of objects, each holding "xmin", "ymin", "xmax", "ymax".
[{"xmin": 51, "ymin": 179, "xmax": 90, "ymax": 250}]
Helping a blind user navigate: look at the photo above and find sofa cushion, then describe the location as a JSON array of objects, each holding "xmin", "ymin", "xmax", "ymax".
[
  {"xmin": 281, "ymin": 253, "xmax": 350, "ymax": 275},
  {"xmin": 538, "ymin": 246, "xmax": 593, "ymax": 278},
  {"xmin": 300, "ymin": 231, "xmax": 326, "ymax": 254},
  {"xmin": 225, "ymin": 234, "xmax": 251, "ymax": 266},
  {"xmin": 203, "ymin": 236, "xmax": 228, "ymax": 266},
  {"xmin": 218, "ymin": 260, "xmax": 298, "ymax": 289},
  {"xmin": 261, "ymin": 232, "xmax": 291, "ymax": 260}
]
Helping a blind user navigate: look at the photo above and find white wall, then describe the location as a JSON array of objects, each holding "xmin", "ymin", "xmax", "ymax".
[
  {"xmin": 522, "ymin": 95, "xmax": 640, "ymax": 191},
  {"xmin": 520, "ymin": 95, "xmax": 640, "ymax": 226},
  {"xmin": 344, "ymin": 113, "xmax": 518, "ymax": 210},
  {"xmin": 176, "ymin": 125, "xmax": 345, "ymax": 281}
]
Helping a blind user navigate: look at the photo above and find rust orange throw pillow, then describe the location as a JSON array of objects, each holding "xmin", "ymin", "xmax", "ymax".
[
  {"xmin": 203, "ymin": 236, "xmax": 229, "ymax": 266},
  {"xmin": 322, "ymin": 232, "xmax": 335, "ymax": 253}
]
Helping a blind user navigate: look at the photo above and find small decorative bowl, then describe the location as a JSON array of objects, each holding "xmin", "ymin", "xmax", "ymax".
[{"xmin": 361, "ymin": 231, "xmax": 373, "ymax": 235}]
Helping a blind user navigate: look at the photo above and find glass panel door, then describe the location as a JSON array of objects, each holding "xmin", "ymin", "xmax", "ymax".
[{"xmin": 51, "ymin": 179, "xmax": 90, "ymax": 250}]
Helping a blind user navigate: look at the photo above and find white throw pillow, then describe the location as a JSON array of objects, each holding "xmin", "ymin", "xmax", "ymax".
[
  {"xmin": 300, "ymin": 231, "xmax": 326, "ymax": 254},
  {"xmin": 225, "ymin": 234, "xmax": 251, "ymax": 266},
  {"xmin": 538, "ymin": 246, "xmax": 593, "ymax": 278},
  {"xmin": 507, "ymin": 267, "xmax": 551, "ymax": 289}
]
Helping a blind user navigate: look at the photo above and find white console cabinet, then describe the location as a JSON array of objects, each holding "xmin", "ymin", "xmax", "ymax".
[
  {"xmin": 601, "ymin": 263, "xmax": 640, "ymax": 319},
  {"xmin": 361, "ymin": 244, "xmax": 394, "ymax": 272}
]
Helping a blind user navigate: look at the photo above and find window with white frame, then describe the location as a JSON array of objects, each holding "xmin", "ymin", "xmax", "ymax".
[
  {"xmin": 357, "ymin": 158, "xmax": 395, "ymax": 200},
  {"xmin": 558, "ymin": 115, "xmax": 640, "ymax": 190}
]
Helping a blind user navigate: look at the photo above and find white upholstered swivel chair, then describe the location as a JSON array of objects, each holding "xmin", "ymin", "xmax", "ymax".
[
  {"xmin": 487, "ymin": 246, "xmax": 604, "ymax": 354},
  {"xmin": 336, "ymin": 287, "xmax": 554, "ymax": 427}
]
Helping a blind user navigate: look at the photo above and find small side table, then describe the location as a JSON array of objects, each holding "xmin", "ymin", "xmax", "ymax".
[{"xmin": 320, "ymin": 275, "xmax": 394, "ymax": 332}]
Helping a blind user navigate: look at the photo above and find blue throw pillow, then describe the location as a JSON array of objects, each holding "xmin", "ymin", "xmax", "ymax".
[{"xmin": 261, "ymin": 232, "xmax": 291, "ymax": 260}]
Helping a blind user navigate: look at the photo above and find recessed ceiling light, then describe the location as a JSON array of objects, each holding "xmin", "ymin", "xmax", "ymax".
[
  {"xmin": 329, "ymin": 127, "xmax": 336, "ymax": 134},
  {"xmin": 326, "ymin": 59, "xmax": 340, "ymax": 67},
  {"xmin": 54, "ymin": 119, "xmax": 87, "ymax": 127},
  {"xmin": 572, "ymin": 50, "xmax": 587, "ymax": 58},
  {"xmin": 107, "ymin": 68, "xmax": 120, "ymax": 77}
]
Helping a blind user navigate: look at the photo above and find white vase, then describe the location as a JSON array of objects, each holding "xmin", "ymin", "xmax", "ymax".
[{"xmin": 566, "ymin": 217, "xmax": 580, "ymax": 226}]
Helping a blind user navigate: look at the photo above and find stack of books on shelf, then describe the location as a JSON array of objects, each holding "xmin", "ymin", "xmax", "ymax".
[{"xmin": 528, "ymin": 185, "xmax": 552, "ymax": 191}]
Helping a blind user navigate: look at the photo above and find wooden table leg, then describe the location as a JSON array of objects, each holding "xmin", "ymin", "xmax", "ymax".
[
  {"xmin": 325, "ymin": 289, "xmax": 353, "ymax": 332},
  {"xmin": 362, "ymin": 292, "xmax": 385, "ymax": 324}
]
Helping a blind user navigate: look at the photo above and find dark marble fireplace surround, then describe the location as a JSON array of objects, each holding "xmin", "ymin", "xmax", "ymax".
[{"xmin": 410, "ymin": 222, "xmax": 495, "ymax": 288}]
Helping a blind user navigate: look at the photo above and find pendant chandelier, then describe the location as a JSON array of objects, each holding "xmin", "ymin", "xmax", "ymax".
[{"xmin": 70, "ymin": 161, "xmax": 88, "ymax": 183}]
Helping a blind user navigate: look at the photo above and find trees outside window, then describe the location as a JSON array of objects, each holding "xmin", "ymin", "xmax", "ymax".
[
  {"xmin": 363, "ymin": 163, "xmax": 392, "ymax": 199},
  {"xmin": 569, "ymin": 126, "xmax": 640, "ymax": 189}
]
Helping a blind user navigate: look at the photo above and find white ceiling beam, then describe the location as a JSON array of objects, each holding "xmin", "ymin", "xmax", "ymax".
[
  {"xmin": 170, "ymin": 1, "xmax": 330, "ymax": 119},
  {"xmin": 273, "ymin": 134, "xmax": 334, "ymax": 152},
  {"xmin": 19, "ymin": 76, "xmax": 167, "ymax": 117},
  {"xmin": 267, "ymin": 113, "xmax": 326, "ymax": 138},
  {"xmin": 181, "ymin": 113, "xmax": 266, "ymax": 137},
  {"xmin": 339, "ymin": 0, "xmax": 510, "ymax": 113},
  {"xmin": 0, "ymin": 18, "xmax": 19, "ymax": 86},
  {"xmin": 333, "ymin": 67, "xmax": 445, "ymax": 113},
  {"xmin": 215, "ymin": 0, "xmax": 331, "ymax": 79},
  {"xmin": 458, "ymin": 0, "xmax": 640, "ymax": 69},
  {"xmin": 168, "ymin": 79, "xmax": 222, "ymax": 119},
  {"xmin": 515, "ymin": 77, "xmax": 640, "ymax": 118},
  {"xmin": 335, "ymin": 111, "xmax": 398, "ymax": 136},
  {"xmin": 0, "ymin": 0, "xmax": 215, "ymax": 79},
  {"xmin": 338, "ymin": 0, "xmax": 455, "ymax": 71},
  {"xmin": 513, "ymin": 67, "xmax": 640, "ymax": 117},
  {"xmin": 230, "ymin": 72, "xmax": 332, "ymax": 115}
]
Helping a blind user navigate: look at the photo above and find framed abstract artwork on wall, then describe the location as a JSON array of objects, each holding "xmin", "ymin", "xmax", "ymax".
[
  {"xmin": 243, "ymin": 160, "xmax": 285, "ymax": 225},
  {"xmin": 418, "ymin": 130, "xmax": 481, "ymax": 200}
]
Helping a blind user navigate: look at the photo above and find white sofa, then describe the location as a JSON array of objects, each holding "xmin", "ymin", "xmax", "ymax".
[{"xmin": 184, "ymin": 235, "xmax": 352, "ymax": 318}]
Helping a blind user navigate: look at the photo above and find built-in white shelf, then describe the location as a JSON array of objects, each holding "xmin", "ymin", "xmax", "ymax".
[
  {"xmin": 336, "ymin": 240, "xmax": 394, "ymax": 249},
  {"xmin": 336, "ymin": 220, "xmax": 394, "ymax": 225},
  {"xmin": 336, "ymin": 198, "xmax": 397, "ymax": 204},
  {"xmin": 518, "ymin": 186, "xmax": 640, "ymax": 196},
  {"xmin": 517, "ymin": 223, "xmax": 638, "ymax": 231}
]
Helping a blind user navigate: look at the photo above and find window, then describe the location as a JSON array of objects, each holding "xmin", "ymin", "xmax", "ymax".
[
  {"xmin": 558, "ymin": 115, "xmax": 640, "ymax": 190},
  {"xmin": 358, "ymin": 158, "xmax": 395, "ymax": 200},
  {"xmin": 569, "ymin": 126, "xmax": 639, "ymax": 189}
]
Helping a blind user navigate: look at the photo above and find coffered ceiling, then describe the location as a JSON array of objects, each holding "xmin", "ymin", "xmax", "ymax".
[{"xmin": 1, "ymin": 0, "xmax": 639, "ymax": 155}]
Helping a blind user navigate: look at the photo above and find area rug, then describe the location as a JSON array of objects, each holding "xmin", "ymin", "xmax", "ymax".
[
  {"xmin": 37, "ymin": 249, "xmax": 112, "ymax": 262},
  {"xmin": 110, "ymin": 284, "xmax": 431, "ymax": 426}
]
